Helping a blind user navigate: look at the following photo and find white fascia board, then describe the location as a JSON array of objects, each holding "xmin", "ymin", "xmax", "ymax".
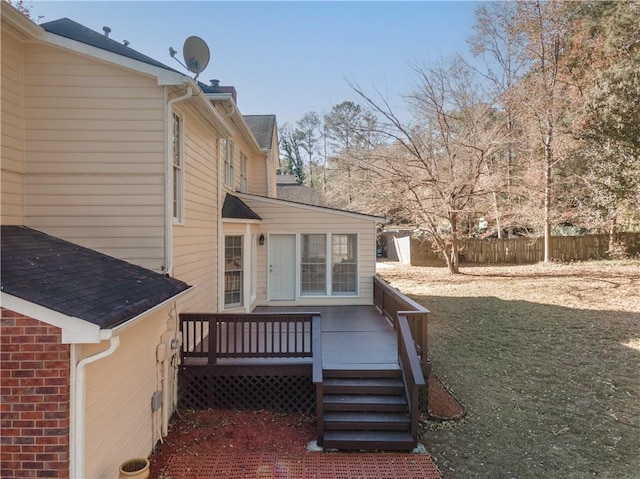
[
  {"xmin": 205, "ymin": 95, "xmax": 263, "ymax": 153},
  {"xmin": 1, "ymin": 293, "xmax": 103, "ymax": 344},
  {"xmin": 222, "ymin": 218, "xmax": 262, "ymax": 224},
  {"xmin": 185, "ymin": 80, "xmax": 233, "ymax": 137},
  {"xmin": 36, "ymin": 32, "xmax": 189, "ymax": 86},
  {"xmin": 1, "ymin": 2, "xmax": 45, "ymax": 40},
  {"xmin": 236, "ymin": 193, "xmax": 387, "ymax": 223}
]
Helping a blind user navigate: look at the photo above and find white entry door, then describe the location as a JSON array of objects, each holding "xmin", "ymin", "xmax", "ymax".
[{"xmin": 269, "ymin": 234, "xmax": 295, "ymax": 300}]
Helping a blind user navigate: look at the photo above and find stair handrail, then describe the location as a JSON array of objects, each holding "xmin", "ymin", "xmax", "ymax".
[
  {"xmin": 374, "ymin": 275, "xmax": 430, "ymax": 364},
  {"xmin": 311, "ymin": 314, "xmax": 324, "ymax": 446},
  {"xmin": 397, "ymin": 312, "xmax": 426, "ymax": 442}
]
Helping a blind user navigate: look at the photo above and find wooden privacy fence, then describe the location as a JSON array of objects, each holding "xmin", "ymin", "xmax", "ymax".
[{"xmin": 410, "ymin": 232, "xmax": 640, "ymax": 266}]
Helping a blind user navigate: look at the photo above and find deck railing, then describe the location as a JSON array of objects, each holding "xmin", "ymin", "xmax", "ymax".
[
  {"xmin": 373, "ymin": 276, "xmax": 429, "ymax": 364},
  {"xmin": 180, "ymin": 312, "xmax": 320, "ymax": 365},
  {"xmin": 374, "ymin": 275, "xmax": 429, "ymax": 426}
]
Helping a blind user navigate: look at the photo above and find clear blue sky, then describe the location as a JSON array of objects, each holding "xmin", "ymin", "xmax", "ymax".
[{"xmin": 30, "ymin": 1, "xmax": 481, "ymax": 127}]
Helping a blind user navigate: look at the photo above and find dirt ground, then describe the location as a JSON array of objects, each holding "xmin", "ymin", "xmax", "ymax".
[{"xmin": 378, "ymin": 259, "xmax": 640, "ymax": 478}]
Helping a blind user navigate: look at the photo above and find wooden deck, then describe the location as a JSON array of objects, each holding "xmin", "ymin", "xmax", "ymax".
[
  {"xmin": 178, "ymin": 277, "xmax": 429, "ymax": 450},
  {"xmin": 254, "ymin": 305, "xmax": 398, "ymax": 370}
]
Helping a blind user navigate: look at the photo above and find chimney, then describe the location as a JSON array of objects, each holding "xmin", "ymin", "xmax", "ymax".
[{"xmin": 102, "ymin": 26, "xmax": 111, "ymax": 38}]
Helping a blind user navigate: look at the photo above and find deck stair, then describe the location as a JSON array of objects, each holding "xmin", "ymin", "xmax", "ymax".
[{"xmin": 319, "ymin": 367, "xmax": 416, "ymax": 451}]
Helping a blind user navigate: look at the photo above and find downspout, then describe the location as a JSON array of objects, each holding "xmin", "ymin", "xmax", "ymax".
[
  {"xmin": 164, "ymin": 86, "xmax": 193, "ymax": 276},
  {"xmin": 72, "ymin": 336, "xmax": 120, "ymax": 479}
]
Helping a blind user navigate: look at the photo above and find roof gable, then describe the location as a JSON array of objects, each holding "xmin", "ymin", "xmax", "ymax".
[
  {"xmin": 243, "ymin": 115, "xmax": 276, "ymax": 150},
  {"xmin": 1, "ymin": 226, "xmax": 190, "ymax": 329}
]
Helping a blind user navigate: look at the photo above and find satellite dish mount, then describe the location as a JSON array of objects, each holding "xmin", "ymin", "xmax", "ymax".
[{"xmin": 169, "ymin": 36, "xmax": 210, "ymax": 81}]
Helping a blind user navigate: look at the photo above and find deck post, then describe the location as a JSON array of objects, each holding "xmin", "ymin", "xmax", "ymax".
[
  {"xmin": 207, "ymin": 316, "xmax": 217, "ymax": 365},
  {"xmin": 311, "ymin": 315, "xmax": 324, "ymax": 446}
]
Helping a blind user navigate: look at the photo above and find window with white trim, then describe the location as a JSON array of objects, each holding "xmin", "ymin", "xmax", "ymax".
[
  {"xmin": 224, "ymin": 235, "xmax": 243, "ymax": 307},
  {"xmin": 332, "ymin": 234, "xmax": 357, "ymax": 294},
  {"xmin": 300, "ymin": 233, "xmax": 358, "ymax": 296},
  {"xmin": 172, "ymin": 112, "xmax": 184, "ymax": 222},
  {"xmin": 223, "ymin": 138, "xmax": 235, "ymax": 189},
  {"xmin": 240, "ymin": 153, "xmax": 248, "ymax": 193},
  {"xmin": 301, "ymin": 234, "xmax": 326, "ymax": 295}
]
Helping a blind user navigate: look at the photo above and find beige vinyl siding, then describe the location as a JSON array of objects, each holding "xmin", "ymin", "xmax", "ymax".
[
  {"xmin": 267, "ymin": 130, "xmax": 280, "ymax": 198},
  {"xmin": 172, "ymin": 103, "xmax": 219, "ymax": 313},
  {"xmin": 248, "ymin": 154, "xmax": 267, "ymax": 196},
  {"xmin": 1, "ymin": 30, "xmax": 26, "ymax": 224},
  {"xmin": 22, "ymin": 44, "xmax": 166, "ymax": 271},
  {"xmin": 82, "ymin": 307, "xmax": 175, "ymax": 478},
  {"xmin": 242, "ymin": 197, "xmax": 377, "ymax": 306}
]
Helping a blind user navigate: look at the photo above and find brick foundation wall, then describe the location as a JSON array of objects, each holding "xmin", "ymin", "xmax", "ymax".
[{"xmin": 0, "ymin": 308, "xmax": 70, "ymax": 478}]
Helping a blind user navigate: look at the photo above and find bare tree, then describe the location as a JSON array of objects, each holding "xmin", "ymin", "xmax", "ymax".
[
  {"xmin": 351, "ymin": 58, "xmax": 505, "ymax": 273},
  {"xmin": 278, "ymin": 123, "xmax": 305, "ymax": 184},
  {"xmin": 469, "ymin": 1, "xmax": 530, "ymax": 238},
  {"xmin": 513, "ymin": 0, "xmax": 576, "ymax": 262},
  {"xmin": 296, "ymin": 112, "xmax": 321, "ymax": 187}
]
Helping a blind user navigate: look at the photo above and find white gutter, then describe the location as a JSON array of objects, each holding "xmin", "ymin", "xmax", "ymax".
[
  {"xmin": 164, "ymin": 86, "xmax": 193, "ymax": 275},
  {"xmin": 71, "ymin": 336, "xmax": 120, "ymax": 479}
]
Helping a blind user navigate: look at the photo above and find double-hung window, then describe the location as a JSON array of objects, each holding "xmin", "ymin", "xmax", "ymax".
[
  {"xmin": 301, "ymin": 234, "xmax": 327, "ymax": 295},
  {"xmin": 172, "ymin": 112, "xmax": 184, "ymax": 222},
  {"xmin": 300, "ymin": 233, "xmax": 358, "ymax": 296},
  {"xmin": 224, "ymin": 235, "xmax": 243, "ymax": 307},
  {"xmin": 223, "ymin": 139, "xmax": 235, "ymax": 189},
  {"xmin": 332, "ymin": 234, "xmax": 357, "ymax": 294},
  {"xmin": 240, "ymin": 153, "xmax": 248, "ymax": 193}
]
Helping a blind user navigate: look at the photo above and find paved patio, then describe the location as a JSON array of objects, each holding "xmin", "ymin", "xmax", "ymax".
[{"xmin": 162, "ymin": 451, "xmax": 442, "ymax": 478}]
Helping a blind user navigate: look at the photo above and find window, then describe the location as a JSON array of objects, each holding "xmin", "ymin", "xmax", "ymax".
[
  {"xmin": 300, "ymin": 233, "xmax": 358, "ymax": 296},
  {"xmin": 223, "ymin": 138, "xmax": 235, "ymax": 189},
  {"xmin": 240, "ymin": 153, "xmax": 248, "ymax": 193},
  {"xmin": 301, "ymin": 234, "xmax": 326, "ymax": 295},
  {"xmin": 172, "ymin": 113, "xmax": 183, "ymax": 222},
  {"xmin": 224, "ymin": 236, "xmax": 243, "ymax": 307},
  {"xmin": 332, "ymin": 234, "xmax": 357, "ymax": 294}
]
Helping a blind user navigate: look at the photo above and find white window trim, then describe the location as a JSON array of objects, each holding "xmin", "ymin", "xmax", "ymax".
[
  {"xmin": 224, "ymin": 235, "xmax": 243, "ymax": 308},
  {"xmin": 172, "ymin": 111, "xmax": 185, "ymax": 224},
  {"xmin": 240, "ymin": 153, "xmax": 248, "ymax": 193},
  {"xmin": 223, "ymin": 138, "xmax": 235, "ymax": 189},
  {"xmin": 298, "ymin": 233, "xmax": 359, "ymax": 297}
]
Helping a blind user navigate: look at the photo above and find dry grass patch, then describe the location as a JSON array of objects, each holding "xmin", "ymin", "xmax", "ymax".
[{"xmin": 378, "ymin": 260, "xmax": 640, "ymax": 479}]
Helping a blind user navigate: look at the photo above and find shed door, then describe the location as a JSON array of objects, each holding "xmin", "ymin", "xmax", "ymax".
[{"xmin": 269, "ymin": 234, "xmax": 295, "ymax": 300}]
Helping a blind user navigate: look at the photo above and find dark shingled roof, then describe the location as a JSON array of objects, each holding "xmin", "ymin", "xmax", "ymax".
[
  {"xmin": 197, "ymin": 81, "xmax": 238, "ymax": 102},
  {"xmin": 40, "ymin": 18, "xmax": 181, "ymax": 74},
  {"xmin": 1, "ymin": 226, "xmax": 190, "ymax": 329},
  {"xmin": 276, "ymin": 184, "xmax": 327, "ymax": 207},
  {"xmin": 222, "ymin": 194, "xmax": 262, "ymax": 220},
  {"xmin": 243, "ymin": 115, "xmax": 276, "ymax": 150}
]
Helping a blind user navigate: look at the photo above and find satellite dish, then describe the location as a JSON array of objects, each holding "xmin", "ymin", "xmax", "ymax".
[{"xmin": 183, "ymin": 36, "xmax": 210, "ymax": 76}]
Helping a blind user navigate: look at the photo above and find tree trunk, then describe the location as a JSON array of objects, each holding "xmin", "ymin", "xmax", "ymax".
[
  {"xmin": 543, "ymin": 121, "xmax": 553, "ymax": 263},
  {"xmin": 449, "ymin": 212, "xmax": 460, "ymax": 274},
  {"xmin": 492, "ymin": 191, "xmax": 502, "ymax": 239},
  {"xmin": 608, "ymin": 216, "xmax": 617, "ymax": 256}
]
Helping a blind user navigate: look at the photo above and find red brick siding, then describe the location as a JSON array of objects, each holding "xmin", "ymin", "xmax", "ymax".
[{"xmin": 1, "ymin": 309, "xmax": 70, "ymax": 478}]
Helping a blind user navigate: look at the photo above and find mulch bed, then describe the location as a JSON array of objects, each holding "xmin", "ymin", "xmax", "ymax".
[
  {"xmin": 427, "ymin": 373, "xmax": 465, "ymax": 420},
  {"xmin": 150, "ymin": 372, "xmax": 463, "ymax": 478}
]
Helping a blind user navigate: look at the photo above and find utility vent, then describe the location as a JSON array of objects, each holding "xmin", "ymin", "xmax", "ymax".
[{"xmin": 102, "ymin": 26, "xmax": 111, "ymax": 38}]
